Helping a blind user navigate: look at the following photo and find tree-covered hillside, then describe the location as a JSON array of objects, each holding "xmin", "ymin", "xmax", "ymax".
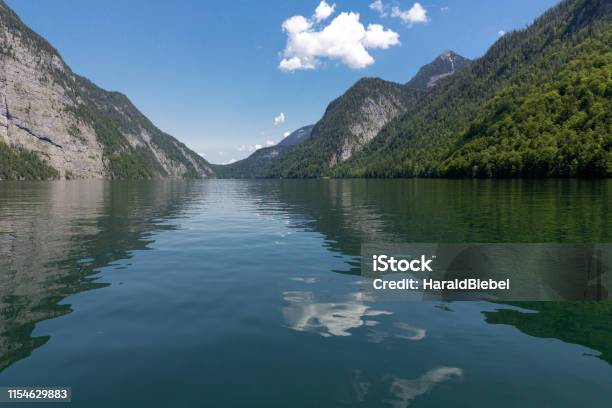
[
  {"xmin": 68, "ymin": 76, "xmax": 213, "ymax": 179},
  {"xmin": 442, "ymin": 31, "xmax": 612, "ymax": 177},
  {"xmin": 0, "ymin": 141, "xmax": 59, "ymax": 180},
  {"xmin": 334, "ymin": 0, "xmax": 612, "ymax": 178},
  {"xmin": 212, "ymin": 145, "xmax": 293, "ymax": 179}
]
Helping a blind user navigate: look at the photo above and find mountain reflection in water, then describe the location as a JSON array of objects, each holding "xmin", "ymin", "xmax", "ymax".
[
  {"xmin": 0, "ymin": 180, "xmax": 202, "ymax": 370},
  {"xmin": 0, "ymin": 179, "xmax": 610, "ymax": 407}
]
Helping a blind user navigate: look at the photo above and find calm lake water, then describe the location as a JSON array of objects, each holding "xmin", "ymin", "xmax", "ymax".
[{"xmin": 0, "ymin": 179, "xmax": 611, "ymax": 407}]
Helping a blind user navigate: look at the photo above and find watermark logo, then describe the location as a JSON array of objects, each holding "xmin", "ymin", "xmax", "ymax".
[
  {"xmin": 361, "ymin": 243, "xmax": 612, "ymax": 301},
  {"xmin": 372, "ymin": 255, "xmax": 434, "ymax": 272}
]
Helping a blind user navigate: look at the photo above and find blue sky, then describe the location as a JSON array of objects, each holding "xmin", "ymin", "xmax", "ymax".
[{"xmin": 8, "ymin": 0, "xmax": 559, "ymax": 164}]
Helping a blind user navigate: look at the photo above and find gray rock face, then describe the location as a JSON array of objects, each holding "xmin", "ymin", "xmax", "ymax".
[
  {"xmin": 266, "ymin": 77, "xmax": 421, "ymax": 177},
  {"xmin": 406, "ymin": 50, "xmax": 471, "ymax": 91},
  {"xmin": 322, "ymin": 52, "xmax": 472, "ymax": 167},
  {"xmin": 338, "ymin": 91, "xmax": 408, "ymax": 163},
  {"xmin": 322, "ymin": 78, "xmax": 418, "ymax": 167},
  {"xmin": 269, "ymin": 49, "xmax": 472, "ymax": 178},
  {"xmin": 0, "ymin": 1, "xmax": 213, "ymax": 179},
  {"xmin": 0, "ymin": 28, "xmax": 106, "ymax": 178}
]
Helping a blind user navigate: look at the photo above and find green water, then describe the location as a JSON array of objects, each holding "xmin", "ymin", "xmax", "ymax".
[{"xmin": 0, "ymin": 179, "xmax": 610, "ymax": 407}]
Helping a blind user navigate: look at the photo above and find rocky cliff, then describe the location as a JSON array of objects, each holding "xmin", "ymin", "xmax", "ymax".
[
  {"xmin": 0, "ymin": 1, "xmax": 213, "ymax": 180},
  {"xmin": 267, "ymin": 51, "xmax": 470, "ymax": 178}
]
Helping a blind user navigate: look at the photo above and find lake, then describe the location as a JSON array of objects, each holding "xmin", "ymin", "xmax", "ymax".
[{"xmin": 0, "ymin": 179, "xmax": 611, "ymax": 407}]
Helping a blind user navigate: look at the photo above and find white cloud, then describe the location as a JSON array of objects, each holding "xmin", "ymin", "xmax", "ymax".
[
  {"xmin": 279, "ymin": 7, "xmax": 399, "ymax": 71},
  {"xmin": 274, "ymin": 112, "xmax": 286, "ymax": 125},
  {"xmin": 369, "ymin": 0, "xmax": 387, "ymax": 17},
  {"xmin": 363, "ymin": 24, "xmax": 400, "ymax": 49},
  {"xmin": 440, "ymin": 6, "xmax": 449, "ymax": 12},
  {"xmin": 391, "ymin": 2, "xmax": 428, "ymax": 25},
  {"xmin": 266, "ymin": 140, "xmax": 275, "ymax": 146},
  {"xmin": 222, "ymin": 158, "xmax": 237, "ymax": 165},
  {"xmin": 498, "ymin": 30, "xmax": 506, "ymax": 37},
  {"xmin": 284, "ymin": 15, "xmax": 312, "ymax": 34},
  {"xmin": 280, "ymin": 57, "xmax": 309, "ymax": 71},
  {"xmin": 314, "ymin": 1, "xmax": 335, "ymax": 22},
  {"xmin": 283, "ymin": 131, "xmax": 291, "ymax": 137}
]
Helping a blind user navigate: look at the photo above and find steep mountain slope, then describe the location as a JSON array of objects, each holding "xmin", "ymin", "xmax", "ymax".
[
  {"xmin": 268, "ymin": 78, "xmax": 418, "ymax": 178},
  {"xmin": 213, "ymin": 125, "xmax": 314, "ymax": 178},
  {"xmin": 406, "ymin": 50, "xmax": 471, "ymax": 90},
  {"xmin": 0, "ymin": 1, "xmax": 213, "ymax": 180},
  {"xmin": 442, "ymin": 33, "xmax": 612, "ymax": 177},
  {"xmin": 336, "ymin": 0, "xmax": 612, "ymax": 178},
  {"xmin": 218, "ymin": 49, "xmax": 468, "ymax": 180},
  {"xmin": 219, "ymin": 52, "xmax": 469, "ymax": 180},
  {"xmin": 278, "ymin": 125, "xmax": 314, "ymax": 147},
  {"xmin": 267, "ymin": 51, "xmax": 470, "ymax": 178}
]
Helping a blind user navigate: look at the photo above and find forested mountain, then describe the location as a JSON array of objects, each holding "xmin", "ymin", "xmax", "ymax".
[
  {"xmin": 4, "ymin": 0, "xmax": 610, "ymax": 180},
  {"xmin": 218, "ymin": 49, "xmax": 469, "ymax": 179},
  {"xmin": 265, "ymin": 0, "xmax": 611, "ymax": 179},
  {"xmin": 335, "ymin": 0, "xmax": 612, "ymax": 178},
  {"xmin": 266, "ymin": 78, "xmax": 419, "ymax": 178},
  {"xmin": 213, "ymin": 125, "xmax": 314, "ymax": 178},
  {"xmin": 262, "ymin": 50, "xmax": 470, "ymax": 179},
  {"xmin": 0, "ymin": 1, "xmax": 213, "ymax": 180}
]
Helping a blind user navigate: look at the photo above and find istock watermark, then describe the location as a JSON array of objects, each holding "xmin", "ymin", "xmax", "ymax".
[
  {"xmin": 372, "ymin": 254, "xmax": 434, "ymax": 272},
  {"xmin": 361, "ymin": 243, "xmax": 611, "ymax": 301}
]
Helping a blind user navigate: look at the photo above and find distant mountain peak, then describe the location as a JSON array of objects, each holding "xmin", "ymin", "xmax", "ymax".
[
  {"xmin": 437, "ymin": 50, "xmax": 461, "ymax": 66},
  {"xmin": 277, "ymin": 125, "xmax": 314, "ymax": 147},
  {"xmin": 406, "ymin": 50, "xmax": 471, "ymax": 90},
  {"xmin": 438, "ymin": 49, "xmax": 455, "ymax": 58}
]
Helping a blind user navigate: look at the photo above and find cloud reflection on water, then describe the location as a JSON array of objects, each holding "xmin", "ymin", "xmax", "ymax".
[
  {"xmin": 386, "ymin": 367, "xmax": 464, "ymax": 407},
  {"xmin": 282, "ymin": 291, "xmax": 392, "ymax": 337}
]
